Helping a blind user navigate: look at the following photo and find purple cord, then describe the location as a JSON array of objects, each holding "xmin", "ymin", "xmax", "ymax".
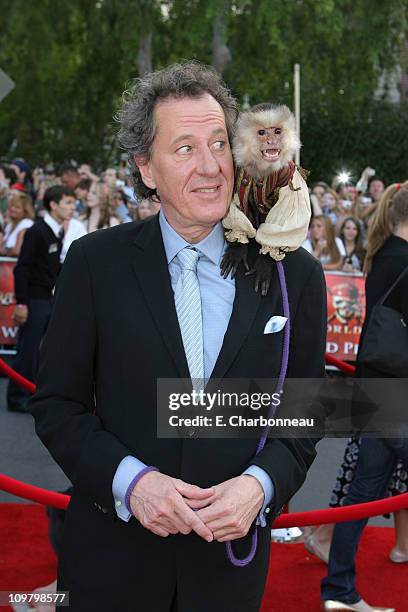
[{"xmin": 226, "ymin": 261, "xmax": 290, "ymax": 567}]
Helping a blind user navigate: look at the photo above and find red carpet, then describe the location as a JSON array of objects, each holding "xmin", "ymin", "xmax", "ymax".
[
  {"xmin": 0, "ymin": 504, "xmax": 57, "ymax": 611},
  {"xmin": 0, "ymin": 504, "xmax": 406, "ymax": 611},
  {"xmin": 262, "ymin": 529, "xmax": 407, "ymax": 611}
]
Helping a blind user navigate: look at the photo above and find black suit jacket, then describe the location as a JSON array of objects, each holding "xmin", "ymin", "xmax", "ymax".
[{"xmin": 30, "ymin": 215, "xmax": 327, "ymax": 612}]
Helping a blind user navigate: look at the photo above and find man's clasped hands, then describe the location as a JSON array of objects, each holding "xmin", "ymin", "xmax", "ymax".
[{"xmin": 130, "ymin": 472, "xmax": 265, "ymax": 543}]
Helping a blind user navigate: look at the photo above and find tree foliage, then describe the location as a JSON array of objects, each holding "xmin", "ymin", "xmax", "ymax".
[{"xmin": 0, "ymin": 0, "xmax": 407, "ymax": 182}]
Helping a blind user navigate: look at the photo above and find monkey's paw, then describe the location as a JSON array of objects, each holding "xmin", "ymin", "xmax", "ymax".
[
  {"xmin": 220, "ymin": 242, "xmax": 249, "ymax": 279},
  {"xmin": 245, "ymin": 254, "xmax": 274, "ymax": 296}
]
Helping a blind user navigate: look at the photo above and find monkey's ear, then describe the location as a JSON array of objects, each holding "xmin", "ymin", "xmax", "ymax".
[{"xmin": 134, "ymin": 154, "xmax": 156, "ymax": 189}]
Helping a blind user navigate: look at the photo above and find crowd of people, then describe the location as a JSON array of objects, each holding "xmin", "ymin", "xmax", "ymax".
[
  {"xmin": 0, "ymin": 158, "xmax": 160, "ymax": 262},
  {"xmin": 0, "ymin": 158, "xmax": 160, "ymax": 414},
  {"xmin": 303, "ymin": 167, "xmax": 385, "ymax": 273},
  {"xmin": 0, "ymin": 158, "xmax": 385, "ymax": 276}
]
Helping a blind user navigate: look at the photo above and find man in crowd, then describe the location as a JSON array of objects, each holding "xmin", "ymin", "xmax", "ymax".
[
  {"xmin": 30, "ymin": 62, "xmax": 326, "ymax": 611},
  {"xmin": 60, "ymin": 165, "xmax": 80, "ymax": 191},
  {"xmin": 7, "ymin": 185, "xmax": 75, "ymax": 412}
]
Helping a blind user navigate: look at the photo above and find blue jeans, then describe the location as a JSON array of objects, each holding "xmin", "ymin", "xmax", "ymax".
[{"xmin": 321, "ymin": 437, "xmax": 408, "ymax": 604}]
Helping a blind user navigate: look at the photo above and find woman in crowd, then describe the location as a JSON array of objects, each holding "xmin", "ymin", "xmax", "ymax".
[
  {"xmin": 74, "ymin": 177, "xmax": 92, "ymax": 217},
  {"xmin": 351, "ymin": 177, "xmax": 385, "ymax": 236},
  {"xmin": 309, "ymin": 181, "xmax": 328, "ymax": 217},
  {"xmin": 81, "ymin": 181, "xmax": 120, "ymax": 233},
  {"xmin": 112, "ymin": 189, "xmax": 132, "ymax": 223},
  {"xmin": 0, "ymin": 190, "xmax": 35, "ymax": 256},
  {"xmin": 137, "ymin": 198, "xmax": 159, "ymax": 220},
  {"xmin": 321, "ymin": 188, "xmax": 344, "ymax": 228},
  {"xmin": 302, "ymin": 215, "xmax": 345, "ymax": 270},
  {"xmin": 320, "ymin": 182, "xmax": 408, "ymax": 611},
  {"xmin": 339, "ymin": 216, "xmax": 366, "ymax": 272},
  {"xmin": 0, "ymin": 165, "xmax": 17, "ymax": 215}
]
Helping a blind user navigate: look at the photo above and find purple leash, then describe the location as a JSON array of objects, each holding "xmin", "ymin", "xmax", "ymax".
[{"xmin": 226, "ymin": 261, "xmax": 291, "ymax": 567}]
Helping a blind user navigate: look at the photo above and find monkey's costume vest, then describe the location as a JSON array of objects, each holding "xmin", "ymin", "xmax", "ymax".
[{"xmin": 222, "ymin": 161, "xmax": 311, "ymax": 261}]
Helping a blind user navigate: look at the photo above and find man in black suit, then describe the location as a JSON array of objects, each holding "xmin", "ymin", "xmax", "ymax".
[
  {"xmin": 30, "ymin": 62, "xmax": 326, "ymax": 611},
  {"xmin": 8, "ymin": 185, "xmax": 75, "ymax": 412}
]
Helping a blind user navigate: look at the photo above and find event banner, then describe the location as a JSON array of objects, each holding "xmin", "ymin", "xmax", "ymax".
[
  {"xmin": 0, "ymin": 258, "xmax": 18, "ymax": 347},
  {"xmin": 325, "ymin": 271, "xmax": 366, "ymax": 362}
]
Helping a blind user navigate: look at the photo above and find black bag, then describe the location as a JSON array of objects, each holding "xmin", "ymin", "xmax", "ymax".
[{"xmin": 357, "ymin": 266, "xmax": 408, "ymax": 377}]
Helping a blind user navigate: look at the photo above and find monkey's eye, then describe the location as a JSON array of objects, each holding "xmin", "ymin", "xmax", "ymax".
[
  {"xmin": 274, "ymin": 128, "xmax": 282, "ymax": 135},
  {"xmin": 257, "ymin": 129, "xmax": 266, "ymax": 136}
]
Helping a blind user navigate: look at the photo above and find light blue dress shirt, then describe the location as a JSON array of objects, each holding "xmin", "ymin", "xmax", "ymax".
[{"xmin": 112, "ymin": 210, "xmax": 273, "ymax": 525}]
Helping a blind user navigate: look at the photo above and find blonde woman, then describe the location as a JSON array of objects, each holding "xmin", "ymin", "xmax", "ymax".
[
  {"xmin": 81, "ymin": 181, "xmax": 120, "ymax": 233},
  {"xmin": 0, "ymin": 191, "xmax": 35, "ymax": 256},
  {"xmin": 302, "ymin": 215, "xmax": 345, "ymax": 270}
]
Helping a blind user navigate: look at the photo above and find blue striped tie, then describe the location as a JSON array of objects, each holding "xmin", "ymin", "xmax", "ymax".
[{"xmin": 174, "ymin": 248, "xmax": 204, "ymax": 386}]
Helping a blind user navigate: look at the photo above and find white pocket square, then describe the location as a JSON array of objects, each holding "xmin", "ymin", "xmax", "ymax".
[{"xmin": 263, "ymin": 316, "xmax": 288, "ymax": 334}]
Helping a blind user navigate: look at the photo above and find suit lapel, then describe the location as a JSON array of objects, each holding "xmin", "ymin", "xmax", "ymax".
[
  {"xmin": 211, "ymin": 264, "xmax": 264, "ymax": 380},
  {"xmin": 130, "ymin": 216, "xmax": 190, "ymax": 379},
  {"xmin": 131, "ymin": 216, "xmax": 281, "ymax": 382}
]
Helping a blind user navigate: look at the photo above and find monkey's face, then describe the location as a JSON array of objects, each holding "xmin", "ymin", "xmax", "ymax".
[
  {"xmin": 256, "ymin": 126, "xmax": 283, "ymax": 165},
  {"xmin": 232, "ymin": 105, "xmax": 301, "ymax": 179}
]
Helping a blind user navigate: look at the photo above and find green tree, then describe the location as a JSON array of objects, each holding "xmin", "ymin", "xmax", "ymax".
[
  {"xmin": 0, "ymin": 0, "xmax": 163, "ymax": 164},
  {"xmin": 0, "ymin": 0, "xmax": 407, "ymax": 182}
]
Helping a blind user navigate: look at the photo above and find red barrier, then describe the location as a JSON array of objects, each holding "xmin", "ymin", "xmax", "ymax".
[
  {"xmin": 0, "ymin": 357, "xmax": 36, "ymax": 393},
  {"xmin": 0, "ymin": 474, "xmax": 69, "ymax": 510},
  {"xmin": 4, "ymin": 355, "xmax": 408, "ymax": 528},
  {"xmin": 1, "ymin": 473, "xmax": 408, "ymax": 527},
  {"xmin": 325, "ymin": 354, "xmax": 356, "ymax": 376},
  {"xmin": 272, "ymin": 492, "xmax": 408, "ymax": 528}
]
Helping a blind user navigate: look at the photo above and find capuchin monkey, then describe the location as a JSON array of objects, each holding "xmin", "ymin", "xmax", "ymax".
[{"xmin": 221, "ymin": 103, "xmax": 310, "ymax": 296}]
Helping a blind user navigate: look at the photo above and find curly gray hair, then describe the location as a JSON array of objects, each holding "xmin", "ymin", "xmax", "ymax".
[{"xmin": 116, "ymin": 61, "xmax": 239, "ymax": 200}]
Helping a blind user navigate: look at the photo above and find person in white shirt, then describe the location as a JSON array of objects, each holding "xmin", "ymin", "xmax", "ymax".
[{"xmin": 61, "ymin": 217, "xmax": 87, "ymax": 262}]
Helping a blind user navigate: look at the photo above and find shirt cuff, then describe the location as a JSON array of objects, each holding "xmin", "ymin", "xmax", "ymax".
[
  {"xmin": 243, "ymin": 465, "xmax": 274, "ymax": 528},
  {"xmin": 112, "ymin": 455, "xmax": 147, "ymax": 522}
]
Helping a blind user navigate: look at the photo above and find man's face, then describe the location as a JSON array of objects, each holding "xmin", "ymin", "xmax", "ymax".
[
  {"xmin": 61, "ymin": 172, "xmax": 79, "ymax": 190},
  {"xmin": 136, "ymin": 94, "xmax": 234, "ymax": 232},
  {"xmin": 51, "ymin": 195, "xmax": 76, "ymax": 223}
]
